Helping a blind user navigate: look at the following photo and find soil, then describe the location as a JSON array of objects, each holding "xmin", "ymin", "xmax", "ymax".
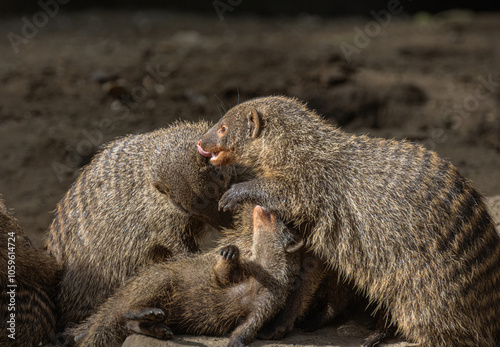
[{"xmin": 0, "ymin": 8, "xmax": 499, "ymax": 347}]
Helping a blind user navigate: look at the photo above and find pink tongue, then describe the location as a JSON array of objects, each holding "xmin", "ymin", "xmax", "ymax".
[{"xmin": 197, "ymin": 144, "xmax": 212, "ymax": 158}]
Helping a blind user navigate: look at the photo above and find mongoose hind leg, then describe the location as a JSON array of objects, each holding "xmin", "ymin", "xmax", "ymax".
[
  {"xmin": 296, "ymin": 272, "xmax": 355, "ymax": 333},
  {"xmin": 124, "ymin": 308, "xmax": 173, "ymax": 340},
  {"xmin": 259, "ymin": 256, "xmax": 327, "ymax": 340}
]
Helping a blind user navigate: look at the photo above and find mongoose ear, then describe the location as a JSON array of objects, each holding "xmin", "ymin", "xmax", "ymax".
[
  {"xmin": 247, "ymin": 107, "xmax": 262, "ymax": 138},
  {"xmin": 152, "ymin": 181, "xmax": 171, "ymax": 196},
  {"xmin": 285, "ymin": 238, "xmax": 304, "ymax": 253}
]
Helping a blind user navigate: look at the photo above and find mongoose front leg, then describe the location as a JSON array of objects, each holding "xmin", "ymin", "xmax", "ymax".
[
  {"xmin": 219, "ymin": 181, "xmax": 262, "ymax": 212},
  {"xmin": 219, "ymin": 178, "xmax": 294, "ymax": 216},
  {"xmin": 213, "ymin": 245, "xmax": 242, "ymax": 285},
  {"xmin": 124, "ymin": 308, "xmax": 173, "ymax": 340}
]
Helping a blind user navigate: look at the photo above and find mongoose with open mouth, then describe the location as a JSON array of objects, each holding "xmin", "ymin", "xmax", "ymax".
[{"xmin": 198, "ymin": 96, "xmax": 500, "ymax": 346}]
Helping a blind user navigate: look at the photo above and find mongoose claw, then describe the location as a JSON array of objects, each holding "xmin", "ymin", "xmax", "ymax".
[
  {"xmin": 124, "ymin": 308, "xmax": 166, "ymax": 322},
  {"xmin": 218, "ymin": 190, "xmax": 241, "ymax": 212},
  {"xmin": 219, "ymin": 184, "xmax": 253, "ymax": 211},
  {"xmin": 220, "ymin": 245, "xmax": 240, "ymax": 261},
  {"xmin": 149, "ymin": 324, "xmax": 174, "ymax": 340},
  {"xmin": 125, "ymin": 308, "xmax": 173, "ymax": 340}
]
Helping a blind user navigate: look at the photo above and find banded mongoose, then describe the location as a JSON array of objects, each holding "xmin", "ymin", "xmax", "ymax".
[
  {"xmin": 46, "ymin": 121, "xmax": 233, "ymax": 329},
  {"xmin": 69, "ymin": 205, "xmax": 304, "ymax": 347},
  {"xmin": 198, "ymin": 95, "xmax": 500, "ymax": 346},
  {"xmin": 0, "ymin": 196, "xmax": 60, "ymax": 346},
  {"xmin": 219, "ymin": 203, "xmax": 356, "ymax": 342}
]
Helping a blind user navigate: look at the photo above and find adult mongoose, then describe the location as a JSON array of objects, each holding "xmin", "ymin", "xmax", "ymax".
[
  {"xmin": 0, "ymin": 196, "xmax": 60, "ymax": 346},
  {"xmin": 46, "ymin": 121, "xmax": 233, "ymax": 329},
  {"xmin": 198, "ymin": 95, "xmax": 500, "ymax": 346},
  {"xmin": 69, "ymin": 205, "xmax": 304, "ymax": 347}
]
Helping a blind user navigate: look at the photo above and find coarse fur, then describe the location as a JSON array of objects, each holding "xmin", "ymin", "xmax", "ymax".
[
  {"xmin": 0, "ymin": 196, "xmax": 60, "ymax": 346},
  {"xmin": 222, "ymin": 204, "xmax": 356, "ymax": 341},
  {"xmin": 199, "ymin": 95, "xmax": 500, "ymax": 346},
  {"xmin": 69, "ymin": 205, "xmax": 304, "ymax": 347},
  {"xmin": 46, "ymin": 121, "xmax": 233, "ymax": 329}
]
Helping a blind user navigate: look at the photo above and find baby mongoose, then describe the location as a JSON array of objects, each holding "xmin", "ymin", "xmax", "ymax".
[
  {"xmin": 0, "ymin": 196, "xmax": 60, "ymax": 346},
  {"xmin": 46, "ymin": 121, "xmax": 232, "ymax": 329},
  {"xmin": 220, "ymin": 203, "xmax": 356, "ymax": 341},
  {"xmin": 69, "ymin": 205, "xmax": 304, "ymax": 347},
  {"xmin": 198, "ymin": 96, "xmax": 500, "ymax": 346}
]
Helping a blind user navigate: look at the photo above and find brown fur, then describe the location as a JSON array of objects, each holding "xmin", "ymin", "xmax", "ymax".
[
  {"xmin": 0, "ymin": 196, "xmax": 60, "ymax": 346},
  {"xmin": 46, "ymin": 121, "xmax": 233, "ymax": 329},
  {"xmin": 199, "ymin": 95, "xmax": 500, "ymax": 346},
  {"xmin": 219, "ymin": 204, "xmax": 357, "ymax": 341},
  {"xmin": 69, "ymin": 205, "xmax": 303, "ymax": 347}
]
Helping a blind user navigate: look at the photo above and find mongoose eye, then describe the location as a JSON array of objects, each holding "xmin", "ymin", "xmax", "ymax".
[
  {"xmin": 152, "ymin": 181, "xmax": 171, "ymax": 196},
  {"xmin": 218, "ymin": 125, "xmax": 227, "ymax": 135}
]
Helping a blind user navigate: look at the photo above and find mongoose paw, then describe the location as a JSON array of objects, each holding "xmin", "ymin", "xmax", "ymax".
[
  {"xmin": 147, "ymin": 323, "xmax": 174, "ymax": 340},
  {"xmin": 362, "ymin": 327, "xmax": 392, "ymax": 347},
  {"xmin": 220, "ymin": 245, "xmax": 240, "ymax": 261},
  {"xmin": 124, "ymin": 308, "xmax": 166, "ymax": 322},
  {"xmin": 125, "ymin": 308, "xmax": 173, "ymax": 340},
  {"xmin": 227, "ymin": 336, "xmax": 246, "ymax": 347},
  {"xmin": 218, "ymin": 184, "xmax": 251, "ymax": 212}
]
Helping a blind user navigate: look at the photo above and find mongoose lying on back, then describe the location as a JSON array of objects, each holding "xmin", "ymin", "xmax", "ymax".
[
  {"xmin": 69, "ymin": 205, "xmax": 304, "ymax": 347},
  {"xmin": 221, "ymin": 204, "xmax": 356, "ymax": 341},
  {"xmin": 198, "ymin": 96, "xmax": 500, "ymax": 346},
  {"xmin": 0, "ymin": 196, "xmax": 60, "ymax": 346},
  {"xmin": 46, "ymin": 121, "xmax": 232, "ymax": 329}
]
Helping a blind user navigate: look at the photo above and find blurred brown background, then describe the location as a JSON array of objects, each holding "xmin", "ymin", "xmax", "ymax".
[{"xmin": 1, "ymin": 1, "xmax": 499, "ymax": 248}]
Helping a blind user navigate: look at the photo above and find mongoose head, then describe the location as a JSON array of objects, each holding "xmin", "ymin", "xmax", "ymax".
[
  {"xmin": 150, "ymin": 122, "xmax": 233, "ymax": 228},
  {"xmin": 197, "ymin": 101, "xmax": 263, "ymax": 166},
  {"xmin": 251, "ymin": 205, "xmax": 304, "ymax": 263},
  {"xmin": 197, "ymin": 96, "xmax": 313, "ymax": 167}
]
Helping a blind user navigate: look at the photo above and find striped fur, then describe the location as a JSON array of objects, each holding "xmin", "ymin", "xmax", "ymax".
[
  {"xmin": 201, "ymin": 96, "xmax": 500, "ymax": 346},
  {"xmin": 68, "ymin": 206, "xmax": 302, "ymax": 347},
  {"xmin": 45, "ymin": 121, "xmax": 232, "ymax": 329},
  {"xmin": 0, "ymin": 196, "xmax": 59, "ymax": 346}
]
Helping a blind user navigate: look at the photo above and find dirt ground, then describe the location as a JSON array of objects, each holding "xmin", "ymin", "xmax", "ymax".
[{"xmin": 0, "ymin": 8, "xmax": 499, "ymax": 347}]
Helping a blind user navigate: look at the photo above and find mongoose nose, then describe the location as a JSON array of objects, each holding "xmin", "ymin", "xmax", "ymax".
[{"xmin": 253, "ymin": 205, "xmax": 276, "ymax": 230}]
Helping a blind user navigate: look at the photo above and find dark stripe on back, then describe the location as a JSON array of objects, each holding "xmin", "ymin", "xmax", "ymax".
[
  {"xmin": 436, "ymin": 175, "xmax": 471, "ymax": 252},
  {"xmin": 459, "ymin": 227, "xmax": 500, "ymax": 297},
  {"xmin": 411, "ymin": 150, "xmax": 432, "ymax": 192},
  {"xmin": 450, "ymin": 189, "xmax": 485, "ymax": 255},
  {"xmin": 423, "ymin": 159, "xmax": 450, "ymax": 203}
]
